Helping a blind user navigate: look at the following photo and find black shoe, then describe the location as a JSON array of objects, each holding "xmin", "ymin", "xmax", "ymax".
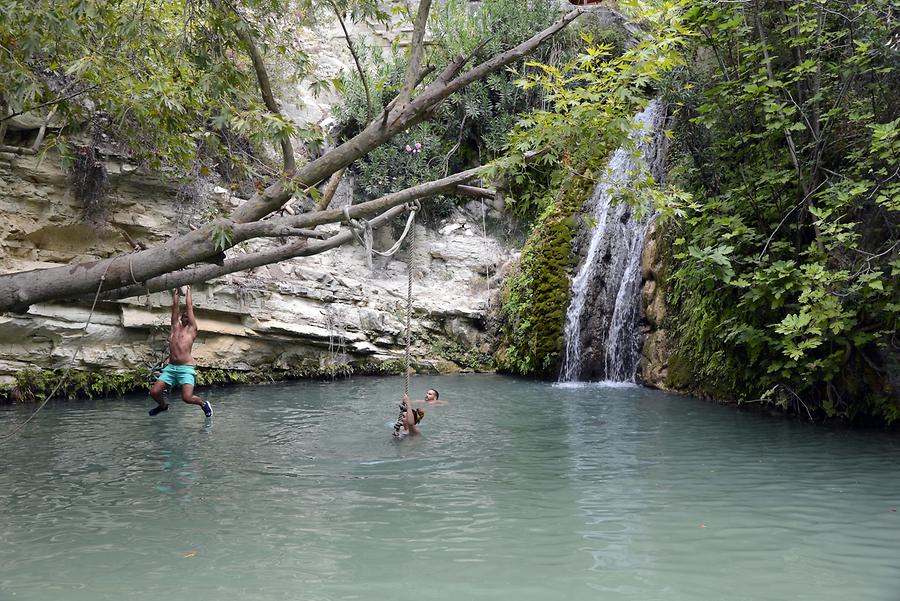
[
  {"xmin": 202, "ymin": 401, "xmax": 213, "ymax": 418},
  {"xmin": 149, "ymin": 404, "xmax": 169, "ymax": 416}
]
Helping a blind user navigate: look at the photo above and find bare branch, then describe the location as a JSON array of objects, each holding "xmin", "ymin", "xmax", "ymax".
[
  {"xmin": 0, "ymin": 145, "xmax": 38, "ymax": 155},
  {"xmin": 96, "ymin": 204, "xmax": 410, "ymax": 301},
  {"xmin": 317, "ymin": 167, "xmax": 346, "ymax": 210},
  {"xmin": 329, "ymin": 0, "xmax": 373, "ymax": 123},
  {"xmin": 229, "ymin": 7, "xmax": 582, "ymax": 224},
  {"xmin": 455, "ymin": 184, "xmax": 495, "ymax": 199},
  {"xmin": 407, "ymin": 8, "xmax": 584, "ymax": 121},
  {"xmin": 0, "ymin": 163, "xmax": 486, "ymax": 312},
  {"xmin": 395, "ymin": 0, "xmax": 433, "ymax": 108},
  {"xmin": 235, "ymin": 164, "xmax": 485, "ymax": 240}
]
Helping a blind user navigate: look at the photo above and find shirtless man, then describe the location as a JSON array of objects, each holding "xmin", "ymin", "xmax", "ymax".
[
  {"xmin": 412, "ymin": 388, "xmax": 447, "ymax": 406},
  {"xmin": 148, "ymin": 286, "xmax": 212, "ymax": 418}
]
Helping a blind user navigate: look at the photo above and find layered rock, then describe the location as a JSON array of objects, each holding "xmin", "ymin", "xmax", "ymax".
[{"xmin": 0, "ymin": 151, "xmax": 510, "ymax": 391}]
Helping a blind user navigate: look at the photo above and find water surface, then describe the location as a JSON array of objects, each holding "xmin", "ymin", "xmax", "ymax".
[{"xmin": 1, "ymin": 374, "xmax": 898, "ymax": 600}]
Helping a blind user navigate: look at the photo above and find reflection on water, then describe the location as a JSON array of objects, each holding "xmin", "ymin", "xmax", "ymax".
[{"xmin": 1, "ymin": 374, "xmax": 898, "ymax": 601}]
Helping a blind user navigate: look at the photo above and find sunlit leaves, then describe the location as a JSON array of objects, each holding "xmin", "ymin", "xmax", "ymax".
[{"xmin": 501, "ymin": 0, "xmax": 690, "ymax": 220}]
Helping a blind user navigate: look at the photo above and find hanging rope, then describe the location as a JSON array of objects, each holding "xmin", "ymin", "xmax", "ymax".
[
  {"xmin": 393, "ymin": 203, "xmax": 418, "ymax": 438},
  {"xmin": 343, "ymin": 204, "xmax": 418, "ymax": 270},
  {"xmin": 403, "ymin": 212, "xmax": 415, "ymax": 397},
  {"xmin": 1, "ymin": 259, "xmax": 115, "ymax": 441}
]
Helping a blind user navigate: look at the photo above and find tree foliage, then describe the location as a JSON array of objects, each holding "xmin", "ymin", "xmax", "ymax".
[
  {"xmin": 0, "ymin": 0, "xmax": 584, "ymax": 314},
  {"xmin": 498, "ymin": 0, "xmax": 690, "ymax": 222},
  {"xmin": 1, "ymin": 0, "xmax": 327, "ymax": 178},
  {"xmin": 662, "ymin": 0, "xmax": 899, "ymax": 421}
]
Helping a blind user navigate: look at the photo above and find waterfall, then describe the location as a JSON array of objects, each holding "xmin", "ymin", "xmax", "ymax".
[{"xmin": 559, "ymin": 100, "xmax": 667, "ymax": 384}]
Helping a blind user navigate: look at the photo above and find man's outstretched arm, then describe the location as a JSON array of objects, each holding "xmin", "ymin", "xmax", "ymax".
[
  {"xmin": 171, "ymin": 288, "xmax": 180, "ymax": 328},
  {"xmin": 184, "ymin": 286, "xmax": 197, "ymax": 329}
]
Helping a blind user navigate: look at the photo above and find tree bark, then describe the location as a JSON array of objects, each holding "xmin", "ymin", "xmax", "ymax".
[
  {"xmin": 95, "ymin": 203, "xmax": 411, "ymax": 302},
  {"xmin": 0, "ymin": 165, "xmax": 486, "ymax": 312}
]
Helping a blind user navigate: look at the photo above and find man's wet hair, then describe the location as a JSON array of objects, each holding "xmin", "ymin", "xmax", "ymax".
[{"xmin": 429, "ymin": 388, "xmax": 439, "ymax": 399}]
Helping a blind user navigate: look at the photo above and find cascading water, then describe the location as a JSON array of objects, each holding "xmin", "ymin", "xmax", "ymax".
[{"xmin": 559, "ymin": 100, "xmax": 668, "ymax": 384}]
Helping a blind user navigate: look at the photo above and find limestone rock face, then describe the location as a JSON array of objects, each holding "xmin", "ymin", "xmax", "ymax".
[{"xmin": 0, "ymin": 152, "xmax": 511, "ymax": 387}]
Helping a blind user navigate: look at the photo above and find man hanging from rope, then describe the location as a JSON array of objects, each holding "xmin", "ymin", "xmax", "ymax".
[
  {"xmin": 148, "ymin": 286, "xmax": 212, "ymax": 418},
  {"xmin": 394, "ymin": 394, "xmax": 424, "ymax": 438}
]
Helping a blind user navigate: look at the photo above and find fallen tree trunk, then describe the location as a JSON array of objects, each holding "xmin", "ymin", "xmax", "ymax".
[{"xmin": 1, "ymin": 164, "xmax": 487, "ymax": 311}]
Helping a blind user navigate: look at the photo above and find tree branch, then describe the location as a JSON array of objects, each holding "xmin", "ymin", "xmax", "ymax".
[
  {"xmin": 395, "ymin": 0, "xmax": 433, "ymax": 108},
  {"xmin": 317, "ymin": 167, "xmax": 345, "ymax": 210},
  {"xmin": 234, "ymin": 164, "xmax": 485, "ymax": 240},
  {"xmin": 228, "ymin": 7, "xmax": 582, "ymax": 224},
  {"xmin": 455, "ymin": 184, "xmax": 495, "ymax": 199},
  {"xmin": 0, "ymin": 76, "xmax": 128, "ymax": 123},
  {"xmin": 0, "ymin": 9, "xmax": 582, "ymax": 312},
  {"xmin": 0, "ymin": 164, "xmax": 486, "ymax": 312},
  {"xmin": 95, "ymin": 203, "xmax": 411, "ymax": 302},
  {"xmin": 754, "ymin": 0, "xmax": 824, "ymax": 254},
  {"xmin": 329, "ymin": 0, "xmax": 373, "ymax": 123},
  {"xmin": 224, "ymin": 1, "xmax": 296, "ymax": 174}
]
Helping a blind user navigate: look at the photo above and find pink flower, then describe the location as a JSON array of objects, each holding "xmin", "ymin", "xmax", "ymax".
[
  {"xmin": 405, "ymin": 144, "xmax": 412, "ymax": 152},
  {"xmin": 414, "ymin": 142, "xmax": 422, "ymax": 150}
]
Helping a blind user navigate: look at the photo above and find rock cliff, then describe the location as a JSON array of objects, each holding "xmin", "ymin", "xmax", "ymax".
[{"xmin": 0, "ymin": 150, "xmax": 511, "ymax": 395}]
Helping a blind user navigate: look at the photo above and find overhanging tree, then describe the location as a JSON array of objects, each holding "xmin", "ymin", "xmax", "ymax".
[{"xmin": 0, "ymin": 0, "xmax": 586, "ymax": 313}]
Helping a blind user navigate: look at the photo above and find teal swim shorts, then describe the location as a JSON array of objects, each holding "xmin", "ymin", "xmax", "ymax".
[{"xmin": 158, "ymin": 364, "xmax": 196, "ymax": 388}]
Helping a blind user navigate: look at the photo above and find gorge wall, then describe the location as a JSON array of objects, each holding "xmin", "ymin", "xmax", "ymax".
[
  {"xmin": 0, "ymin": 6, "xmax": 678, "ymax": 400},
  {"xmin": 0, "ymin": 149, "xmax": 510, "ymax": 395},
  {"xmin": 0, "ymin": 10, "xmax": 521, "ymax": 399}
]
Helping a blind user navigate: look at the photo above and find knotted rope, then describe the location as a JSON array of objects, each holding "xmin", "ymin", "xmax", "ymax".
[{"xmin": 343, "ymin": 204, "xmax": 418, "ymax": 270}]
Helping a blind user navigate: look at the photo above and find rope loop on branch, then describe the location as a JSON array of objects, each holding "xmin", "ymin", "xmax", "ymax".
[{"xmin": 343, "ymin": 203, "xmax": 419, "ymax": 271}]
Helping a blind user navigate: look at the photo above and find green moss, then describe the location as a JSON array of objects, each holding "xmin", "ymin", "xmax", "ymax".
[
  {"xmin": 496, "ymin": 177, "xmax": 593, "ymax": 378},
  {"xmin": 664, "ymin": 351, "xmax": 693, "ymax": 392},
  {"xmin": 6, "ymin": 367, "xmax": 152, "ymax": 403},
  {"xmin": 432, "ymin": 341, "xmax": 494, "ymax": 372},
  {"xmin": 1, "ymin": 359, "xmax": 410, "ymax": 404}
]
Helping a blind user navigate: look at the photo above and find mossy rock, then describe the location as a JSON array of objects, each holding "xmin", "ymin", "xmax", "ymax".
[{"xmin": 497, "ymin": 176, "xmax": 593, "ymax": 378}]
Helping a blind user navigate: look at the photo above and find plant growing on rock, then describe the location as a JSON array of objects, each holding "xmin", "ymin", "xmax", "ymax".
[{"xmin": 494, "ymin": 0, "xmax": 691, "ymax": 377}]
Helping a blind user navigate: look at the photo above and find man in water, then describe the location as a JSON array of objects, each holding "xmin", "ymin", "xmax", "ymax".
[
  {"xmin": 412, "ymin": 388, "xmax": 447, "ymax": 406},
  {"xmin": 148, "ymin": 286, "xmax": 212, "ymax": 418}
]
